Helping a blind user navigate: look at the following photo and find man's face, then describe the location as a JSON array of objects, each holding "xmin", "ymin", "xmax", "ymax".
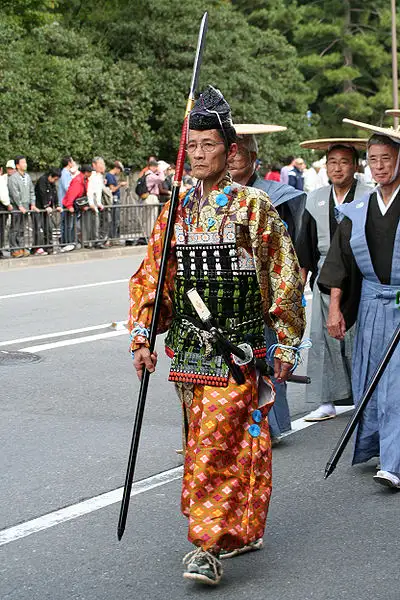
[
  {"xmin": 6, "ymin": 168, "xmax": 15, "ymax": 176},
  {"xmin": 187, "ymin": 129, "xmax": 237, "ymax": 181},
  {"xmin": 326, "ymin": 149, "xmax": 357, "ymax": 186},
  {"xmin": 228, "ymin": 139, "xmax": 255, "ymax": 182},
  {"xmin": 93, "ymin": 159, "xmax": 105, "ymax": 174},
  {"xmin": 48, "ymin": 175, "xmax": 59, "ymax": 184},
  {"xmin": 16, "ymin": 159, "xmax": 27, "ymax": 172},
  {"xmin": 368, "ymin": 143, "xmax": 399, "ymax": 185},
  {"xmin": 83, "ymin": 171, "xmax": 91, "ymax": 181},
  {"xmin": 295, "ymin": 160, "xmax": 306, "ymax": 172}
]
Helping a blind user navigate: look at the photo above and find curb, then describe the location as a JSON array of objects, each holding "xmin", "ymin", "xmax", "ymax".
[{"xmin": 0, "ymin": 245, "xmax": 148, "ymax": 271}]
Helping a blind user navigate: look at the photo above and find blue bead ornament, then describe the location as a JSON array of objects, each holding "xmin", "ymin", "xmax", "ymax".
[
  {"xmin": 282, "ymin": 220, "xmax": 289, "ymax": 230},
  {"xmin": 183, "ymin": 187, "xmax": 194, "ymax": 207},
  {"xmin": 248, "ymin": 424, "xmax": 261, "ymax": 438},
  {"xmin": 252, "ymin": 409, "xmax": 262, "ymax": 423},
  {"xmin": 185, "ymin": 216, "xmax": 192, "ymax": 225},
  {"xmin": 302, "ymin": 294, "xmax": 307, "ymax": 307},
  {"xmin": 207, "ymin": 217, "xmax": 216, "ymax": 230},
  {"xmin": 215, "ymin": 193, "xmax": 229, "ymax": 207},
  {"xmin": 223, "ymin": 186, "xmax": 231, "ymax": 195}
]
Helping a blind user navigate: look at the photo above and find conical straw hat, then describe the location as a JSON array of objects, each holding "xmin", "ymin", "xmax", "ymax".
[
  {"xmin": 385, "ymin": 109, "xmax": 400, "ymax": 118},
  {"xmin": 343, "ymin": 118, "xmax": 400, "ymax": 143},
  {"xmin": 300, "ymin": 138, "xmax": 368, "ymax": 151},
  {"xmin": 234, "ymin": 124, "xmax": 287, "ymax": 135}
]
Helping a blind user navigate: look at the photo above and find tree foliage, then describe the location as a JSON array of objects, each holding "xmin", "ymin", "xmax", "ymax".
[
  {"xmin": 95, "ymin": 0, "xmax": 316, "ymax": 163},
  {"xmin": 0, "ymin": 17, "xmax": 154, "ymax": 168},
  {"xmin": 235, "ymin": 0, "xmax": 399, "ymax": 137}
]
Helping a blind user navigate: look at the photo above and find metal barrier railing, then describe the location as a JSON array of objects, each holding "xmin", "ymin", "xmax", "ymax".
[{"xmin": 0, "ymin": 203, "xmax": 164, "ymax": 256}]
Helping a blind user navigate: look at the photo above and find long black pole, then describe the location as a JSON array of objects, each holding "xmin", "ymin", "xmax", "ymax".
[
  {"xmin": 324, "ymin": 320, "xmax": 400, "ymax": 479},
  {"xmin": 117, "ymin": 12, "xmax": 208, "ymax": 541}
]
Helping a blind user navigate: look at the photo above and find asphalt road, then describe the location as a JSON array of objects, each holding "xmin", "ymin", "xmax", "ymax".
[{"xmin": 1, "ymin": 253, "xmax": 399, "ymax": 600}]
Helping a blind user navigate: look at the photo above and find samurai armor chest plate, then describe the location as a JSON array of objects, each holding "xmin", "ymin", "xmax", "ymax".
[{"xmin": 166, "ymin": 222, "xmax": 266, "ymax": 386}]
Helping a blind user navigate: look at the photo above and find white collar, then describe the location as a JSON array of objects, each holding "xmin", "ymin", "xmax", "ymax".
[
  {"xmin": 332, "ymin": 184, "xmax": 352, "ymax": 206},
  {"xmin": 376, "ymin": 184, "xmax": 400, "ymax": 215}
]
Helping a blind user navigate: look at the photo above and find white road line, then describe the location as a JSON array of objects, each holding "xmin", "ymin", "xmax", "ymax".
[
  {"xmin": 0, "ymin": 322, "xmax": 127, "ymax": 348},
  {"xmin": 0, "ymin": 407, "xmax": 353, "ymax": 547},
  {"xmin": 0, "ymin": 466, "xmax": 183, "ymax": 547},
  {"xmin": 0, "ymin": 279, "xmax": 129, "ymax": 301},
  {"xmin": 21, "ymin": 329, "xmax": 128, "ymax": 353}
]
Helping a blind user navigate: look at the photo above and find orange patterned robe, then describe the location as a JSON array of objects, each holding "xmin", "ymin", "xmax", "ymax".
[{"xmin": 129, "ymin": 175, "xmax": 305, "ymax": 552}]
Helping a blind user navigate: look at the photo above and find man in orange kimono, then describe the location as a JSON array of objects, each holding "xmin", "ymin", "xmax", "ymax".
[{"xmin": 128, "ymin": 86, "xmax": 305, "ymax": 585}]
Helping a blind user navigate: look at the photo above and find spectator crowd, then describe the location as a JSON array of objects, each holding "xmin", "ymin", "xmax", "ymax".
[
  {"xmin": 0, "ymin": 154, "xmax": 175, "ymax": 259},
  {"xmin": 0, "ymin": 150, "xmax": 371, "ymax": 260}
]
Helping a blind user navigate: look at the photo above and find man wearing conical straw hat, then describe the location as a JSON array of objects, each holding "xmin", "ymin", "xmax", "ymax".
[
  {"xmin": 318, "ymin": 117, "xmax": 400, "ymax": 489},
  {"xmin": 295, "ymin": 138, "xmax": 371, "ymax": 422},
  {"xmin": 229, "ymin": 124, "xmax": 307, "ymax": 447}
]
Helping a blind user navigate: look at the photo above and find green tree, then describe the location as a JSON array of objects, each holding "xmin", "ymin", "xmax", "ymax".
[
  {"xmin": 235, "ymin": 0, "xmax": 399, "ymax": 137},
  {"xmin": 293, "ymin": 0, "xmax": 396, "ymax": 136},
  {"xmin": 0, "ymin": 18, "xmax": 154, "ymax": 168},
  {"xmin": 0, "ymin": 0, "xmax": 59, "ymax": 30},
  {"xmin": 75, "ymin": 0, "xmax": 317, "ymax": 163}
]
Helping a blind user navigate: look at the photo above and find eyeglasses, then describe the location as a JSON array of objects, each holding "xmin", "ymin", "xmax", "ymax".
[{"xmin": 186, "ymin": 141, "xmax": 225, "ymax": 154}]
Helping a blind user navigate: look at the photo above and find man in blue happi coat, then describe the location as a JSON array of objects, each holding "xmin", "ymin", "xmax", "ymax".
[
  {"xmin": 229, "ymin": 124, "xmax": 306, "ymax": 444},
  {"xmin": 319, "ymin": 117, "xmax": 400, "ymax": 489}
]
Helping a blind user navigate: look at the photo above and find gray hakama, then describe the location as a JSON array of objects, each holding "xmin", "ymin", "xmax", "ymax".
[{"xmin": 298, "ymin": 182, "xmax": 370, "ymax": 405}]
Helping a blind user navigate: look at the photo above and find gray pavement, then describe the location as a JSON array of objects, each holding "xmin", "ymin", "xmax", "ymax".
[{"xmin": 0, "ymin": 254, "xmax": 398, "ymax": 600}]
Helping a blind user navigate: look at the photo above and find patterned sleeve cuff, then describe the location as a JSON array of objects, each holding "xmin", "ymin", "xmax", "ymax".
[
  {"xmin": 130, "ymin": 324, "xmax": 150, "ymax": 352},
  {"xmin": 267, "ymin": 339, "xmax": 312, "ymax": 369}
]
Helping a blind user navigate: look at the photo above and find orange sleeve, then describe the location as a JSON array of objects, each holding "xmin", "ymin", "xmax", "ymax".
[{"xmin": 128, "ymin": 202, "xmax": 177, "ymax": 351}]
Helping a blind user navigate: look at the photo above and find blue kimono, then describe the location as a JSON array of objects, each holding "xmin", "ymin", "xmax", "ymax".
[
  {"xmin": 252, "ymin": 176, "xmax": 306, "ymax": 437},
  {"xmin": 320, "ymin": 190, "xmax": 400, "ymax": 472}
]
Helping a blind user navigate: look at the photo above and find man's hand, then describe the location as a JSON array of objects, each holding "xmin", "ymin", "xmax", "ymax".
[
  {"xmin": 300, "ymin": 267, "xmax": 308, "ymax": 287},
  {"xmin": 7, "ymin": 205, "xmax": 13, "ymax": 212},
  {"xmin": 68, "ymin": 206, "xmax": 75, "ymax": 214},
  {"xmin": 327, "ymin": 306, "xmax": 346, "ymax": 340},
  {"xmin": 274, "ymin": 358, "xmax": 293, "ymax": 383},
  {"xmin": 97, "ymin": 203, "xmax": 104, "ymax": 211},
  {"xmin": 31, "ymin": 205, "xmax": 40, "ymax": 213},
  {"xmin": 56, "ymin": 206, "xmax": 62, "ymax": 213},
  {"xmin": 46, "ymin": 207, "xmax": 53, "ymax": 214},
  {"xmin": 19, "ymin": 206, "xmax": 27, "ymax": 214},
  {"xmin": 133, "ymin": 347, "xmax": 158, "ymax": 381}
]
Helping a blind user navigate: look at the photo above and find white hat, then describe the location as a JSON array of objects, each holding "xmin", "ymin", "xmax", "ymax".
[
  {"xmin": 343, "ymin": 118, "xmax": 400, "ymax": 144},
  {"xmin": 234, "ymin": 123, "xmax": 287, "ymax": 135},
  {"xmin": 6, "ymin": 159, "xmax": 15, "ymax": 169},
  {"xmin": 157, "ymin": 160, "xmax": 170, "ymax": 172},
  {"xmin": 385, "ymin": 109, "xmax": 400, "ymax": 118},
  {"xmin": 300, "ymin": 138, "xmax": 368, "ymax": 151}
]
